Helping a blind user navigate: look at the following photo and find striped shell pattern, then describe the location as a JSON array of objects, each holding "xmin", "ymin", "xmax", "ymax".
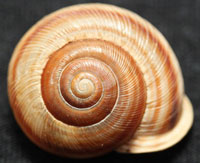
[{"xmin": 8, "ymin": 4, "xmax": 193, "ymax": 158}]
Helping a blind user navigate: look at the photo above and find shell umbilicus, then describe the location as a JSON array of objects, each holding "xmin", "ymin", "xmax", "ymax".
[{"xmin": 8, "ymin": 3, "xmax": 193, "ymax": 158}]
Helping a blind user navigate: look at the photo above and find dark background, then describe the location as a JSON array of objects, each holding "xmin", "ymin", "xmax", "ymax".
[{"xmin": 0, "ymin": 0, "xmax": 199, "ymax": 163}]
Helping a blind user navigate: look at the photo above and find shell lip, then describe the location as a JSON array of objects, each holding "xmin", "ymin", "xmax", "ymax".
[{"xmin": 116, "ymin": 95, "xmax": 194, "ymax": 154}]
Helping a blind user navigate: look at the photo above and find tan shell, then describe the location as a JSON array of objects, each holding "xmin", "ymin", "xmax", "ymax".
[{"xmin": 8, "ymin": 3, "xmax": 193, "ymax": 158}]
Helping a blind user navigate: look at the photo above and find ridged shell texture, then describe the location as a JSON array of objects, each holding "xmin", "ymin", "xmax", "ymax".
[{"xmin": 8, "ymin": 3, "xmax": 193, "ymax": 158}]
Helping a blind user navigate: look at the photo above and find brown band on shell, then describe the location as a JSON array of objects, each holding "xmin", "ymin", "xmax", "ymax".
[{"xmin": 41, "ymin": 39, "xmax": 146, "ymax": 127}]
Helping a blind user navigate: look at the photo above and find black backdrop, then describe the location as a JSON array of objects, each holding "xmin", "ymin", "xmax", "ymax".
[{"xmin": 0, "ymin": 0, "xmax": 199, "ymax": 163}]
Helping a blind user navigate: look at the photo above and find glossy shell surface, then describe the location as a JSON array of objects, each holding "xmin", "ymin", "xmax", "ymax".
[{"xmin": 8, "ymin": 3, "xmax": 193, "ymax": 158}]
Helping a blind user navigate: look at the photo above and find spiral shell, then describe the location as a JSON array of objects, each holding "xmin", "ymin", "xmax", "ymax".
[{"xmin": 8, "ymin": 3, "xmax": 193, "ymax": 158}]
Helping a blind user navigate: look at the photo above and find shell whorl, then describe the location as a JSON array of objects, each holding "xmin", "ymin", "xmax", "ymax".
[
  {"xmin": 8, "ymin": 3, "xmax": 193, "ymax": 158},
  {"xmin": 41, "ymin": 39, "xmax": 146, "ymax": 129}
]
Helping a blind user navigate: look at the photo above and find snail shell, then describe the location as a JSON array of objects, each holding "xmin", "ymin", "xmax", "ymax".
[{"xmin": 8, "ymin": 3, "xmax": 193, "ymax": 158}]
